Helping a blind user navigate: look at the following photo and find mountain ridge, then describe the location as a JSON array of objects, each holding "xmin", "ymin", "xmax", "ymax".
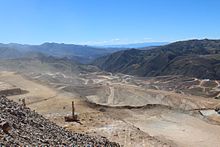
[
  {"xmin": 0, "ymin": 42, "xmax": 127, "ymax": 63},
  {"xmin": 93, "ymin": 39, "xmax": 220, "ymax": 79}
]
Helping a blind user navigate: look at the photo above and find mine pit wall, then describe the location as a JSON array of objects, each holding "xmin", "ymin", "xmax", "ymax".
[
  {"xmin": 85, "ymin": 88, "xmax": 220, "ymax": 111},
  {"xmin": 0, "ymin": 88, "xmax": 26, "ymax": 96}
]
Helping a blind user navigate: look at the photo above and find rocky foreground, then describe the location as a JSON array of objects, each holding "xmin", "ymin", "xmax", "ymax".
[{"xmin": 0, "ymin": 96, "xmax": 119, "ymax": 146}]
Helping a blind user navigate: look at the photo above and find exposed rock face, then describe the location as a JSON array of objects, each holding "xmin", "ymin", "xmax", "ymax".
[{"xmin": 0, "ymin": 96, "xmax": 119, "ymax": 146}]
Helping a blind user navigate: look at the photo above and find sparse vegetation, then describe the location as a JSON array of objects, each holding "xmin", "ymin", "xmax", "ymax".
[{"xmin": 94, "ymin": 39, "xmax": 220, "ymax": 80}]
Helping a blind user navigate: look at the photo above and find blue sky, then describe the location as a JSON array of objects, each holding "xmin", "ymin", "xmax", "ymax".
[{"xmin": 0, "ymin": 0, "xmax": 220, "ymax": 45}]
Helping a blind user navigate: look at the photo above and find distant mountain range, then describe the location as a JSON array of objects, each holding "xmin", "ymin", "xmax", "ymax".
[
  {"xmin": 93, "ymin": 39, "xmax": 220, "ymax": 80},
  {"xmin": 94, "ymin": 42, "xmax": 169, "ymax": 48},
  {"xmin": 0, "ymin": 43, "xmax": 127, "ymax": 63},
  {"xmin": 0, "ymin": 42, "xmax": 169, "ymax": 64},
  {"xmin": 0, "ymin": 53, "xmax": 100, "ymax": 76},
  {"xmin": 2, "ymin": 39, "xmax": 220, "ymax": 80}
]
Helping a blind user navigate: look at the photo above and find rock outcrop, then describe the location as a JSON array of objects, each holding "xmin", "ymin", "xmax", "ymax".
[{"xmin": 0, "ymin": 96, "xmax": 119, "ymax": 146}]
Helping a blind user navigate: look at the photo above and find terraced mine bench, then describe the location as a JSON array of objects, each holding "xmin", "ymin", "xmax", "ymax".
[
  {"xmin": 0, "ymin": 81, "xmax": 27, "ymax": 96},
  {"xmin": 0, "ymin": 88, "xmax": 22, "ymax": 96}
]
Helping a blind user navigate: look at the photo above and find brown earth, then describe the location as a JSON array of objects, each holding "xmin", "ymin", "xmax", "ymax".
[{"xmin": 1, "ymin": 71, "xmax": 220, "ymax": 146}]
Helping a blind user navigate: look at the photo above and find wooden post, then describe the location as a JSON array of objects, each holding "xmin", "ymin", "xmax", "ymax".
[
  {"xmin": 22, "ymin": 99, "xmax": 26, "ymax": 107},
  {"xmin": 72, "ymin": 101, "xmax": 75, "ymax": 117},
  {"xmin": 64, "ymin": 101, "xmax": 79, "ymax": 122}
]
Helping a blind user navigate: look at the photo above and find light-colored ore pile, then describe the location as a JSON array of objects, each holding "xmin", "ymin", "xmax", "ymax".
[{"xmin": 0, "ymin": 96, "xmax": 119, "ymax": 146}]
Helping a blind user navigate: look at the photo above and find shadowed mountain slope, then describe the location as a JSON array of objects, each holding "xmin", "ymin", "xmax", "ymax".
[{"xmin": 94, "ymin": 39, "xmax": 220, "ymax": 79}]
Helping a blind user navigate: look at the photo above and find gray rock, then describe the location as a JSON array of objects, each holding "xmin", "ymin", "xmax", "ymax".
[{"xmin": 0, "ymin": 96, "xmax": 120, "ymax": 146}]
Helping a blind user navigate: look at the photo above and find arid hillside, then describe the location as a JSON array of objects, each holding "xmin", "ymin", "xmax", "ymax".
[{"xmin": 94, "ymin": 39, "xmax": 220, "ymax": 80}]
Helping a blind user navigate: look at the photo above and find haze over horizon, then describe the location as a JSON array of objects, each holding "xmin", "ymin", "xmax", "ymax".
[{"xmin": 0, "ymin": 0, "xmax": 220, "ymax": 45}]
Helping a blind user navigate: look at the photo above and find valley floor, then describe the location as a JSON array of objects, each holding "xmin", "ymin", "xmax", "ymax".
[{"xmin": 1, "ymin": 71, "xmax": 220, "ymax": 147}]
